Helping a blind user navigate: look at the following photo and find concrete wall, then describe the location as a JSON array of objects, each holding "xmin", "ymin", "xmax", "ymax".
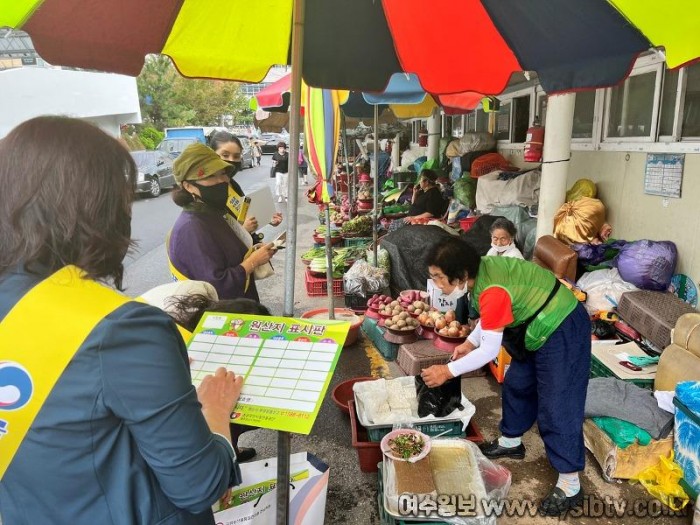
[
  {"xmin": 0, "ymin": 67, "xmax": 141, "ymax": 138},
  {"xmin": 499, "ymin": 144, "xmax": 700, "ymax": 283},
  {"xmin": 566, "ymin": 150, "xmax": 700, "ymax": 281}
]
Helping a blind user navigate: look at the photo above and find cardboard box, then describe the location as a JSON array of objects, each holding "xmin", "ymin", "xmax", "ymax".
[{"xmin": 583, "ymin": 419, "xmax": 673, "ymax": 481}]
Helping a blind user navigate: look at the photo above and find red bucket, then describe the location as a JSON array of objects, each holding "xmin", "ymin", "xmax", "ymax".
[{"xmin": 459, "ymin": 217, "xmax": 478, "ymax": 232}]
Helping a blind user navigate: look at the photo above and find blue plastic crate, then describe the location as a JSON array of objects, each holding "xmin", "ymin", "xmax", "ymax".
[
  {"xmin": 362, "ymin": 317, "xmax": 398, "ymax": 361},
  {"xmin": 343, "ymin": 236, "xmax": 373, "ymax": 248}
]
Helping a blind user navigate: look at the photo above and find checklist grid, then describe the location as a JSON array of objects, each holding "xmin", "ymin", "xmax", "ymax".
[{"xmin": 188, "ymin": 334, "xmax": 338, "ymax": 413}]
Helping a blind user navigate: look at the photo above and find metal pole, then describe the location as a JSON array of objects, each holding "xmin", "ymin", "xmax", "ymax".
[
  {"xmin": 372, "ymin": 104, "xmax": 379, "ymax": 267},
  {"xmin": 341, "ymin": 112, "xmax": 353, "ymax": 219},
  {"xmin": 324, "ymin": 204, "xmax": 335, "ymax": 320},
  {"xmin": 283, "ymin": 0, "xmax": 305, "ymax": 318},
  {"xmin": 276, "ymin": 431, "xmax": 291, "ymax": 525},
  {"xmin": 279, "ymin": 0, "xmax": 305, "ymax": 522}
]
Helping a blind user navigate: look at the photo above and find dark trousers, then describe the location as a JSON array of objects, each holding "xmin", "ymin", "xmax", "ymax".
[{"xmin": 500, "ymin": 302, "xmax": 591, "ymax": 473}]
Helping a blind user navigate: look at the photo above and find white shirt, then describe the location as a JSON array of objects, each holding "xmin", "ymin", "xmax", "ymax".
[{"xmin": 486, "ymin": 244, "xmax": 524, "ymax": 259}]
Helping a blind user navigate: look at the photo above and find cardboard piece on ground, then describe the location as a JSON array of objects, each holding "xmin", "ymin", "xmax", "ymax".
[
  {"xmin": 245, "ymin": 185, "xmax": 276, "ymax": 226},
  {"xmin": 583, "ymin": 419, "xmax": 673, "ymax": 481}
]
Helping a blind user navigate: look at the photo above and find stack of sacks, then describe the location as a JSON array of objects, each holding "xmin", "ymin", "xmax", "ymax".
[{"xmin": 656, "ymin": 314, "xmax": 700, "ymax": 391}]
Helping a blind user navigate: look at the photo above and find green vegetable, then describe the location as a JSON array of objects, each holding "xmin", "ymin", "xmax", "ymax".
[
  {"xmin": 388, "ymin": 433, "xmax": 425, "ymax": 460},
  {"xmin": 341, "ymin": 215, "xmax": 373, "ymax": 236}
]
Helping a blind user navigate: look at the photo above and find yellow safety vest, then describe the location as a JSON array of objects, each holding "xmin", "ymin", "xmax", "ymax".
[{"xmin": 0, "ymin": 266, "xmax": 130, "ymax": 480}]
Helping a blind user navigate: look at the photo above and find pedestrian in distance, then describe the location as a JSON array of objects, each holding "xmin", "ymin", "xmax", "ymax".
[
  {"xmin": 252, "ymin": 141, "xmax": 262, "ymax": 166},
  {"xmin": 298, "ymin": 142, "xmax": 309, "ymax": 186},
  {"xmin": 0, "ymin": 116, "xmax": 244, "ymax": 525},
  {"xmin": 271, "ymin": 141, "xmax": 289, "ymax": 203}
]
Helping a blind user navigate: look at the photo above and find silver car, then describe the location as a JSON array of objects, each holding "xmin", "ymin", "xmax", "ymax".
[{"xmin": 130, "ymin": 150, "xmax": 176, "ymax": 198}]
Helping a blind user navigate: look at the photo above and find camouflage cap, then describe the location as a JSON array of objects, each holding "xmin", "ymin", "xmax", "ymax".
[{"xmin": 173, "ymin": 143, "xmax": 230, "ymax": 184}]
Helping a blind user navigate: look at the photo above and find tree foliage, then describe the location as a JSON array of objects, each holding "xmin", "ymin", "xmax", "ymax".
[{"xmin": 136, "ymin": 55, "xmax": 251, "ymax": 131}]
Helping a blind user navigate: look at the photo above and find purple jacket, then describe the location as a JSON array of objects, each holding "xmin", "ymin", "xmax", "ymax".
[{"xmin": 169, "ymin": 203, "xmax": 259, "ymax": 301}]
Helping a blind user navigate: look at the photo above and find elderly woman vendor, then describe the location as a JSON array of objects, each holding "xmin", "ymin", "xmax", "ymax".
[
  {"xmin": 420, "ymin": 237, "xmax": 590, "ymax": 516},
  {"xmin": 403, "ymin": 169, "xmax": 448, "ymax": 224}
]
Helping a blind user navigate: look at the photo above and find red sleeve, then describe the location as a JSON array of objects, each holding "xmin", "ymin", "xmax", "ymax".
[{"xmin": 479, "ymin": 287, "xmax": 514, "ymax": 330}]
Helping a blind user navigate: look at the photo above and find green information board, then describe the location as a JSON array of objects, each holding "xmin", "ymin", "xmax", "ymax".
[{"xmin": 187, "ymin": 312, "xmax": 350, "ymax": 435}]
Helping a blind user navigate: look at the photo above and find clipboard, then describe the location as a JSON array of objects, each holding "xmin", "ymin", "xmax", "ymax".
[{"xmin": 244, "ymin": 186, "xmax": 276, "ymax": 226}]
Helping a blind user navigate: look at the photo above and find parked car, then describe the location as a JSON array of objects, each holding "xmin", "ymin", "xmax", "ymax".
[
  {"xmin": 235, "ymin": 136, "xmax": 255, "ymax": 169},
  {"xmin": 130, "ymin": 150, "xmax": 176, "ymax": 198},
  {"xmin": 260, "ymin": 133, "xmax": 282, "ymax": 154},
  {"xmin": 156, "ymin": 137, "xmax": 199, "ymax": 159}
]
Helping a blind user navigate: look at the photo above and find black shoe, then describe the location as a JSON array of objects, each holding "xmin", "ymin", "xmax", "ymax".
[
  {"xmin": 236, "ymin": 447, "xmax": 257, "ymax": 463},
  {"xmin": 539, "ymin": 488, "xmax": 584, "ymax": 516},
  {"xmin": 478, "ymin": 440, "xmax": 526, "ymax": 459}
]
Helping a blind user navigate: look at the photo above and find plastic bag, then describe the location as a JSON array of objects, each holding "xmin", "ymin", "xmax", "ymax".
[
  {"xmin": 343, "ymin": 260, "xmax": 390, "ymax": 298},
  {"xmin": 366, "ymin": 246, "xmax": 391, "ymax": 273},
  {"xmin": 591, "ymin": 416, "xmax": 652, "ymax": 449},
  {"xmin": 383, "ymin": 439, "xmax": 511, "ymax": 525},
  {"xmin": 566, "ymin": 178, "xmax": 597, "ymax": 202},
  {"xmin": 615, "ymin": 240, "xmax": 678, "ymax": 291},
  {"xmin": 453, "ymin": 175, "xmax": 477, "ymax": 209},
  {"xmin": 553, "ymin": 197, "xmax": 606, "ymax": 245},
  {"xmin": 630, "ymin": 451, "xmax": 690, "ymax": 511},
  {"xmin": 415, "ymin": 375, "xmax": 463, "ymax": 418},
  {"xmin": 576, "ymin": 268, "xmax": 639, "ymax": 315}
]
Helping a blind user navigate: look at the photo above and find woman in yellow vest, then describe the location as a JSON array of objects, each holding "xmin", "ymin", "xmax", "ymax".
[{"xmin": 0, "ymin": 117, "xmax": 243, "ymax": 525}]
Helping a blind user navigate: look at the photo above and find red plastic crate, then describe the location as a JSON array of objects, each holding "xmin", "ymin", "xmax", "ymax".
[
  {"xmin": 349, "ymin": 399, "xmax": 484, "ymax": 473},
  {"xmin": 304, "ymin": 269, "xmax": 344, "ymax": 297}
]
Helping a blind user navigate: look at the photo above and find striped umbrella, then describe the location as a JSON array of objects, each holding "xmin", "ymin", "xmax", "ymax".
[
  {"xmin": 4, "ymin": 0, "xmax": 699, "ymax": 95},
  {"xmin": 302, "ymin": 84, "xmax": 341, "ymax": 317},
  {"xmin": 303, "ymin": 85, "xmax": 341, "ymax": 204}
]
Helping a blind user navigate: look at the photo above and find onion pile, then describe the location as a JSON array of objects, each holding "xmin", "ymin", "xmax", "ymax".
[
  {"xmin": 434, "ymin": 311, "xmax": 469, "ymax": 338},
  {"xmin": 384, "ymin": 312, "xmax": 420, "ymax": 332}
]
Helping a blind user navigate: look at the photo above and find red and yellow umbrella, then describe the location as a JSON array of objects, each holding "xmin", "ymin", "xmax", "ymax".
[{"xmin": 4, "ymin": 0, "xmax": 700, "ymax": 95}]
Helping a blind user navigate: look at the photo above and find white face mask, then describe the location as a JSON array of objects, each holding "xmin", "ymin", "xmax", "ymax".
[
  {"xmin": 442, "ymin": 281, "xmax": 468, "ymax": 302},
  {"xmin": 491, "ymin": 242, "xmax": 513, "ymax": 254}
]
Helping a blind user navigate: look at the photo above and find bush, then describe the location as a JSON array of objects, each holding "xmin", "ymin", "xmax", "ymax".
[{"xmin": 137, "ymin": 126, "xmax": 164, "ymax": 150}]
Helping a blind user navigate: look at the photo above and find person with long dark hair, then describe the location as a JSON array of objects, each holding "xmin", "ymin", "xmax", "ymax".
[
  {"xmin": 271, "ymin": 141, "xmax": 289, "ymax": 203},
  {"xmin": 0, "ymin": 116, "xmax": 243, "ymax": 525},
  {"xmin": 420, "ymin": 236, "xmax": 591, "ymax": 516},
  {"xmin": 208, "ymin": 131, "xmax": 282, "ymax": 236}
]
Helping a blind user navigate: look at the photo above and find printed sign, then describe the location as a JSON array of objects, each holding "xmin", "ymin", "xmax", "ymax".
[{"xmin": 187, "ymin": 313, "xmax": 350, "ymax": 435}]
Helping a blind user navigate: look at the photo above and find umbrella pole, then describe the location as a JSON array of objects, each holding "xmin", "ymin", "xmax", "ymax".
[
  {"xmin": 279, "ymin": 0, "xmax": 305, "ymax": 523},
  {"xmin": 324, "ymin": 204, "xmax": 335, "ymax": 320},
  {"xmin": 341, "ymin": 112, "xmax": 353, "ymax": 219},
  {"xmin": 372, "ymin": 104, "xmax": 379, "ymax": 267}
]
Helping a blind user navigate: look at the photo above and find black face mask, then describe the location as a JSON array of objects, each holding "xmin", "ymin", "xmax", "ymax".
[
  {"xmin": 192, "ymin": 181, "xmax": 229, "ymax": 212},
  {"xmin": 224, "ymin": 159, "xmax": 242, "ymax": 177}
]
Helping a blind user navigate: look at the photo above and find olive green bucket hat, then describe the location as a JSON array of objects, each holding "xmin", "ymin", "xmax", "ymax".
[{"xmin": 173, "ymin": 143, "xmax": 230, "ymax": 184}]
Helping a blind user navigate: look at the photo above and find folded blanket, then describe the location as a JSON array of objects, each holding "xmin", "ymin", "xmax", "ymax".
[{"xmin": 585, "ymin": 378, "xmax": 674, "ymax": 439}]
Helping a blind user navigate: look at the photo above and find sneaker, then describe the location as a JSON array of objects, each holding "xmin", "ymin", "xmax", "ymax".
[
  {"xmin": 277, "ymin": 197, "xmax": 283, "ymax": 203},
  {"xmin": 539, "ymin": 488, "xmax": 584, "ymax": 516}
]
